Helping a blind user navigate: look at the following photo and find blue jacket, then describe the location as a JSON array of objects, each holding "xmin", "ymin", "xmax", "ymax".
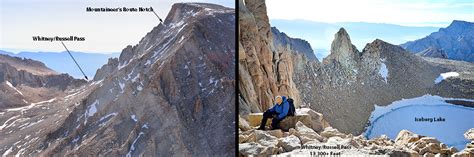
[{"xmin": 269, "ymin": 96, "xmax": 289, "ymax": 120}]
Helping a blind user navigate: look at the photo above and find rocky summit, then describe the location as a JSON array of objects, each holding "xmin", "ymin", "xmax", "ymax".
[
  {"xmin": 0, "ymin": 3, "xmax": 235, "ymax": 156},
  {"xmin": 238, "ymin": 0, "xmax": 474, "ymax": 136}
]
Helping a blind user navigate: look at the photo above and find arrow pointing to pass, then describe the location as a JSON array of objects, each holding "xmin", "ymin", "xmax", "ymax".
[
  {"xmin": 61, "ymin": 41, "xmax": 89, "ymax": 80},
  {"xmin": 150, "ymin": 7, "xmax": 163, "ymax": 23}
]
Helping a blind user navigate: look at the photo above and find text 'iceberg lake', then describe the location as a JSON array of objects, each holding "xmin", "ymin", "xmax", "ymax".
[{"xmin": 365, "ymin": 95, "xmax": 474, "ymax": 150}]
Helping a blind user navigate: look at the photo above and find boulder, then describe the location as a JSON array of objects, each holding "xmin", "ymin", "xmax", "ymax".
[
  {"xmin": 423, "ymin": 152, "xmax": 435, "ymax": 157},
  {"xmin": 239, "ymin": 116, "xmax": 252, "ymax": 131},
  {"xmin": 368, "ymin": 135, "xmax": 394, "ymax": 146},
  {"xmin": 278, "ymin": 135, "xmax": 301, "ymax": 152},
  {"xmin": 467, "ymin": 141, "xmax": 474, "ymax": 149},
  {"xmin": 239, "ymin": 142, "xmax": 266, "ymax": 156},
  {"xmin": 452, "ymin": 151, "xmax": 473, "ymax": 157},
  {"xmin": 267, "ymin": 129, "xmax": 283, "ymax": 138},
  {"xmin": 426, "ymin": 143, "xmax": 441, "ymax": 154},
  {"xmin": 419, "ymin": 137, "xmax": 441, "ymax": 145},
  {"xmin": 464, "ymin": 128, "xmax": 474, "ymax": 141},
  {"xmin": 294, "ymin": 121, "xmax": 325, "ymax": 143},
  {"xmin": 295, "ymin": 108, "xmax": 331, "ymax": 132},
  {"xmin": 255, "ymin": 130, "xmax": 279, "ymax": 147},
  {"xmin": 247, "ymin": 113, "xmax": 267, "ymax": 127},
  {"xmin": 326, "ymin": 136, "xmax": 352, "ymax": 146},
  {"xmin": 395, "ymin": 130, "xmax": 421, "ymax": 146},
  {"xmin": 239, "ymin": 135, "xmax": 247, "ymax": 143},
  {"xmin": 239, "ymin": 132, "xmax": 256, "ymax": 144},
  {"xmin": 320, "ymin": 127, "xmax": 347, "ymax": 139}
]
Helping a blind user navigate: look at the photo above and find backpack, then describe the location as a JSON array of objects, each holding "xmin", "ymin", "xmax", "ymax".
[{"xmin": 287, "ymin": 98, "xmax": 296, "ymax": 116}]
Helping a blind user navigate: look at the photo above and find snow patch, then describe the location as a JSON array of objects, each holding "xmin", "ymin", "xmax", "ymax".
[
  {"xmin": 434, "ymin": 72, "xmax": 459, "ymax": 84},
  {"xmin": 72, "ymin": 136, "xmax": 80, "ymax": 144},
  {"xmin": 87, "ymin": 100, "xmax": 98, "ymax": 117},
  {"xmin": 89, "ymin": 79, "xmax": 104, "ymax": 86},
  {"xmin": 118, "ymin": 61, "xmax": 129, "ymax": 70},
  {"xmin": 209, "ymin": 77, "xmax": 218, "ymax": 86},
  {"xmin": 131, "ymin": 115, "xmax": 138, "ymax": 122},
  {"xmin": 137, "ymin": 85, "xmax": 143, "ymax": 91},
  {"xmin": 99, "ymin": 112, "xmax": 118, "ymax": 127},
  {"xmin": 6, "ymin": 81, "xmax": 23, "ymax": 96},
  {"xmin": 3, "ymin": 146, "xmax": 13, "ymax": 156},
  {"xmin": 19, "ymin": 119, "xmax": 44, "ymax": 130},
  {"xmin": 6, "ymin": 98, "xmax": 56, "ymax": 112},
  {"xmin": 0, "ymin": 115, "xmax": 20, "ymax": 130},
  {"xmin": 84, "ymin": 100, "xmax": 99, "ymax": 125},
  {"xmin": 126, "ymin": 132, "xmax": 144, "ymax": 157},
  {"xmin": 178, "ymin": 36, "xmax": 185, "ymax": 43},
  {"xmin": 119, "ymin": 81, "xmax": 125, "ymax": 93},
  {"xmin": 379, "ymin": 62, "xmax": 388, "ymax": 83},
  {"xmin": 131, "ymin": 74, "xmax": 140, "ymax": 82}
]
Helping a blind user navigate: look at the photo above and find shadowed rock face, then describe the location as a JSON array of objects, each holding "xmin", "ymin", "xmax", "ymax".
[
  {"xmin": 238, "ymin": 0, "xmax": 474, "ymax": 135},
  {"xmin": 0, "ymin": 3, "xmax": 235, "ymax": 156},
  {"xmin": 400, "ymin": 20, "xmax": 474, "ymax": 62}
]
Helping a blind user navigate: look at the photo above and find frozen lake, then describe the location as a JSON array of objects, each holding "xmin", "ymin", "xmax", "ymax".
[{"xmin": 365, "ymin": 95, "xmax": 474, "ymax": 150}]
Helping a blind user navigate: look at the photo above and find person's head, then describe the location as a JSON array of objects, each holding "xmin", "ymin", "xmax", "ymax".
[{"xmin": 275, "ymin": 96, "xmax": 282, "ymax": 105}]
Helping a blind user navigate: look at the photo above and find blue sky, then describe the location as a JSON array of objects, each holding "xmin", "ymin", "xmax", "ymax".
[
  {"xmin": 267, "ymin": 0, "xmax": 473, "ymax": 27},
  {"xmin": 0, "ymin": 0, "xmax": 234, "ymax": 53}
]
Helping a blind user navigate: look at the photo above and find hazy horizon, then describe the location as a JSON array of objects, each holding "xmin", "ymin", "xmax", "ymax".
[{"xmin": 267, "ymin": 0, "xmax": 473, "ymax": 26}]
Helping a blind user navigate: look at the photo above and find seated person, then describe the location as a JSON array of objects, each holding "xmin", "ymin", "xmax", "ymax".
[{"xmin": 257, "ymin": 96, "xmax": 289, "ymax": 130}]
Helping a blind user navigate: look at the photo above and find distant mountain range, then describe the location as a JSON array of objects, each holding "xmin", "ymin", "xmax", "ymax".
[
  {"xmin": 270, "ymin": 19, "xmax": 440, "ymax": 59},
  {"xmin": 0, "ymin": 50, "xmax": 119, "ymax": 79},
  {"xmin": 400, "ymin": 20, "xmax": 474, "ymax": 62}
]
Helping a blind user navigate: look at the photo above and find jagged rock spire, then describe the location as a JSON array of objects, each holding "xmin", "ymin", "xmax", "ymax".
[{"xmin": 324, "ymin": 28, "xmax": 359, "ymax": 69}]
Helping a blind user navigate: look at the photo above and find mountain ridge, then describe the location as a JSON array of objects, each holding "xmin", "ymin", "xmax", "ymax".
[{"xmin": 400, "ymin": 20, "xmax": 474, "ymax": 62}]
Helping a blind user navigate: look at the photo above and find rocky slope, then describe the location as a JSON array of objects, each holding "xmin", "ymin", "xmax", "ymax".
[
  {"xmin": 0, "ymin": 3, "xmax": 235, "ymax": 156},
  {"xmin": 0, "ymin": 54, "xmax": 86, "ymax": 109},
  {"xmin": 416, "ymin": 46, "xmax": 448, "ymax": 59},
  {"xmin": 239, "ymin": 108, "xmax": 473, "ymax": 156},
  {"xmin": 400, "ymin": 20, "xmax": 474, "ymax": 62},
  {"xmin": 238, "ymin": 0, "xmax": 474, "ymax": 135}
]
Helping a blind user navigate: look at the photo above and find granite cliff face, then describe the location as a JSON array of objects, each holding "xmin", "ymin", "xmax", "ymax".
[
  {"xmin": 0, "ymin": 3, "xmax": 235, "ymax": 156},
  {"xmin": 239, "ymin": 0, "xmax": 319, "ymax": 116},
  {"xmin": 401, "ymin": 20, "xmax": 474, "ymax": 62},
  {"xmin": 238, "ymin": 0, "xmax": 474, "ymax": 135}
]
